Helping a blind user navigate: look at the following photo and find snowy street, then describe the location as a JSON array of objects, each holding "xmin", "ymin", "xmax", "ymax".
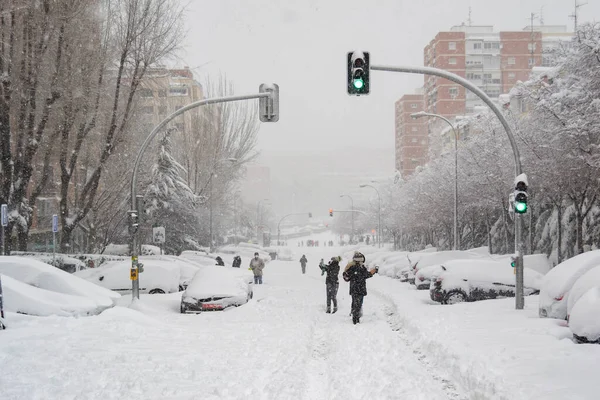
[{"xmin": 0, "ymin": 236, "xmax": 462, "ymax": 400}]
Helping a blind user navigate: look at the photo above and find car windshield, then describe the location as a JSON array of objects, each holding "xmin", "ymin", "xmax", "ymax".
[{"xmin": 1, "ymin": 1, "xmax": 599, "ymax": 399}]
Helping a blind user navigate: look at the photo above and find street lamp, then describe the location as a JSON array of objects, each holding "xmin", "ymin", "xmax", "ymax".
[
  {"xmin": 359, "ymin": 184, "xmax": 381, "ymax": 248},
  {"xmin": 256, "ymin": 198, "xmax": 269, "ymax": 244},
  {"xmin": 411, "ymin": 111, "xmax": 459, "ymax": 251},
  {"xmin": 340, "ymin": 194, "xmax": 354, "ymax": 244},
  {"xmin": 208, "ymin": 158, "xmax": 237, "ymax": 252}
]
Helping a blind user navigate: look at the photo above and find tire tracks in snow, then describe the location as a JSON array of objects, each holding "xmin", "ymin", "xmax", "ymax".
[
  {"xmin": 370, "ymin": 289, "xmax": 467, "ymax": 400},
  {"xmin": 303, "ymin": 321, "xmax": 332, "ymax": 400}
]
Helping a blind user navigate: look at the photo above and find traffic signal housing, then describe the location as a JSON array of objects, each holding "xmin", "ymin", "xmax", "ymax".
[
  {"xmin": 514, "ymin": 174, "xmax": 529, "ymax": 214},
  {"xmin": 329, "ymin": 208, "xmax": 333, "ymax": 217},
  {"xmin": 347, "ymin": 51, "xmax": 370, "ymax": 95}
]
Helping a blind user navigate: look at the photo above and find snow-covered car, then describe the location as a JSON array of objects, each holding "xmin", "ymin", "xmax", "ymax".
[
  {"xmin": 146, "ymin": 255, "xmax": 202, "ymax": 289},
  {"xmin": 276, "ymin": 247, "xmax": 294, "ymax": 261},
  {"xmin": 0, "ymin": 256, "xmax": 119, "ymax": 311},
  {"xmin": 179, "ymin": 251, "xmax": 219, "ymax": 266},
  {"xmin": 569, "ymin": 287, "xmax": 600, "ymax": 344},
  {"xmin": 415, "ymin": 264, "xmax": 444, "ymax": 290},
  {"xmin": 566, "ymin": 265, "xmax": 600, "ymax": 320},
  {"xmin": 75, "ymin": 259, "xmax": 180, "ymax": 294},
  {"xmin": 539, "ymin": 250, "xmax": 600, "ymax": 319},
  {"xmin": 1, "ymin": 274, "xmax": 105, "ymax": 317},
  {"xmin": 399, "ymin": 267, "xmax": 410, "ymax": 282},
  {"xmin": 409, "ymin": 250, "xmax": 490, "ymax": 286},
  {"xmin": 180, "ymin": 266, "xmax": 254, "ymax": 313},
  {"xmin": 430, "ymin": 260, "xmax": 543, "ymax": 305}
]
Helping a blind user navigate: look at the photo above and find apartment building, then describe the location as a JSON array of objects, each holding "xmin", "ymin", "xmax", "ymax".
[
  {"xmin": 396, "ymin": 24, "xmax": 571, "ymax": 177},
  {"xmin": 394, "ymin": 93, "xmax": 427, "ymax": 176}
]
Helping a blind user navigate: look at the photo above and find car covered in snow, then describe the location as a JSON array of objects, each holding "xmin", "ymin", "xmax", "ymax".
[
  {"xmin": 75, "ymin": 258, "xmax": 180, "ymax": 294},
  {"xmin": 408, "ymin": 250, "xmax": 488, "ymax": 285},
  {"xmin": 539, "ymin": 250, "xmax": 600, "ymax": 319},
  {"xmin": 569, "ymin": 287, "xmax": 600, "ymax": 344},
  {"xmin": 566, "ymin": 265, "xmax": 600, "ymax": 320},
  {"xmin": 0, "ymin": 256, "xmax": 119, "ymax": 311},
  {"xmin": 180, "ymin": 266, "xmax": 254, "ymax": 313},
  {"xmin": 179, "ymin": 250, "xmax": 220, "ymax": 266},
  {"xmin": 430, "ymin": 259, "xmax": 543, "ymax": 305}
]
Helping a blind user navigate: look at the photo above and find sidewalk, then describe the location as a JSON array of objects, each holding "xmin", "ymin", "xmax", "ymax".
[{"xmin": 370, "ymin": 276, "xmax": 600, "ymax": 400}]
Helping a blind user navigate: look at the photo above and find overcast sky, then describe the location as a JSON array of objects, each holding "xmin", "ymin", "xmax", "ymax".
[{"xmin": 177, "ymin": 0, "xmax": 599, "ymax": 216}]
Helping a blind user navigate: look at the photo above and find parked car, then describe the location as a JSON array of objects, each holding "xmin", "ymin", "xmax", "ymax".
[
  {"xmin": 179, "ymin": 251, "xmax": 219, "ymax": 266},
  {"xmin": 569, "ymin": 287, "xmax": 600, "ymax": 344},
  {"xmin": 399, "ymin": 267, "xmax": 410, "ymax": 282},
  {"xmin": 566, "ymin": 264, "xmax": 600, "ymax": 320},
  {"xmin": 408, "ymin": 250, "xmax": 489, "ymax": 285},
  {"xmin": 0, "ymin": 256, "xmax": 119, "ymax": 310},
  {"xmin": 415, "ymin": 264, "xmax": 444, "ymax": 290},
  {"xmin": 180, "ymin": 266, "xmax": 254, "ymax": 313},
  {"xmin": 1, "ymin": 274, "xmax": 106, "ymax": 317},
  {"xmin": 430, "ymin": 260, "xmax": 543, "ymax": 305},
  {"xmin": 75, "ymin": 259, "xmax": 180, "ymax": 294},
  {"xmin": 539, "ymin": 250, "xmax": 600, "ymax": 319}
]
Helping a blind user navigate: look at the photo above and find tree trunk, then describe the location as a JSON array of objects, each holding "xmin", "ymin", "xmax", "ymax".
[
  {"xmin": 557, "ymin": 205, "xmax": 562, "ymax": 265},
  {"xmin": 575, "ymin": 209, "xmax": 584, "ymax": 255}
]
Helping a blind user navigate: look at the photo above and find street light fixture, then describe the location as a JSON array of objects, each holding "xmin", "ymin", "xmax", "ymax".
[
  {"xmin": 411, "ymin": 111, "xmax": 459, "ymax": 251},
  {"xmin": 340, "ymin": 194, "xmax": 355, "ymax": 244},
  {"xmin": 359, "ymin": 184, "xmax": 381, "ymax": 248},
  {"xmin": 208, "ymin": 158, "xmax": 237, "ymax": 252}
]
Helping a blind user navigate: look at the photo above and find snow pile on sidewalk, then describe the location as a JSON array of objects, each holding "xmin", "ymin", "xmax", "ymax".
[{"xmin": 371, "ymin": 276, "xmax": 600, "ymax": 400}]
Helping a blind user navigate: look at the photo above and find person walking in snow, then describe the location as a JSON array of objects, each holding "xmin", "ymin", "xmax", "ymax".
[
  {"xmin": 249, "ymin": 252, "xmax": 265, "ymax": 284},
  {"xmin": 343, "ymin": 252, "xmax": 378, "ymax": 324},
  {"xmin": 325, "ymin": 256, "xmax": 341, "ymax": 313},
  {"xmin": 232, "ymin": 255, "xmax": 242, "ymax": 268},
  {"xmin": 319, "ymin": 258, "xmax": 327, "ymax": 276},
  {"xmin": 299, "ymin": 255, "xmax": 308, "ymax": 274}
]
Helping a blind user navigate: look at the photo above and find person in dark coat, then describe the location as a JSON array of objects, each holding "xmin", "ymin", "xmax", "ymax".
[
  {"xmin": 215, "ymin": 256, "xmax": 225, "ymax": 266},
  {"xmin": 232, "ymin": 256, "xmax": 242, "ymax": 268},
  {"xmin": 343, "ymin": 252, "xmax": 377, "ymax": 324},
  {"xmin": 325, "ymin": 256, "xmax": 341, "ymax": 314},
  {"xmin": 299, "ymin": 255, "xmax": 308, "ymax": 274}
]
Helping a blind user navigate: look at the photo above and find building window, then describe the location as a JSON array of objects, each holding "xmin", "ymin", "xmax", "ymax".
[
  {"xmin": 411, "ymin": 127, "xmax": 418, "ymax": 132},
  {"xmin": 508, "ymin": 57, "xmax": 516, "ymax": 65},
  {"xmin": 141, "ymin": 106, "xmax": 154, "ymax": 114},
  {"xmin": 449, "ymin": 57, "xmax": 457, "ymax": 65},
  {"xmin": 528, "ymin": 43, "xmax": 537, "ymax": 51},
  {"xmin": 473, "ymin": 42, "xmax": 482, "ymax": 50},
  {"xmin": 138, "ymin": 88, "xmax": 153, "ymax": 98},
  {"xmin": 448, "ymin": 41, "xmax": 456, "ymax": 50},
  {"xmin": 484, "ymin": 42, "xmax": 500, "ymax": 50},
  {"xmin": 410, "ymin": 103, "xmax": 417, "ymax": 109},
  {"xmin": 411, "ymin": 138, "xmax": 418, "ymax": 143},
  {"xmin": 169, "ymin": 86, "xmax": 188, "ymax": 96},
  {"xmin": 421, "ymin": 140, "xmax": 427, "ymax": 145},
  {"xmin": 528, "ymin": 58, "xmax": 535, "ymax": 67},
  {"xmin": 508, "ymin": 72, "xmax": 516, "ymax": 79},
  {"xmin": 449, "ymin": 87, "xmax": 459, "ymax": 98}
]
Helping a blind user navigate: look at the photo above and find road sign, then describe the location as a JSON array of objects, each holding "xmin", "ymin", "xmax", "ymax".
[
  {"xmin": 130, "ymin": 268, "xmax": 138, "ymax": 281},
  {"xmin": 52, "ymin": 215, "xmax": 59, "ymax": 233},
  {"xmin": 152, "ymin": 226, "xmax": 165, "ymax": 244},
  {"xmin": 1, "ymin": 204, "xmax": 7, "ymax": 227}
]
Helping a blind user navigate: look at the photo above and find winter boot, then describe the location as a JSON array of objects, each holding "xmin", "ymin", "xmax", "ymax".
[
  {"xmin": 326, "ymin": 307, "xmax": 331, "ymax": 314},
  {"xmin": 352, "ymin": 315, "xmax": 358, "ymax": 325},
  {"xmin": 332, "ymin": 307, "xmax": 337, "ymax": 314}
]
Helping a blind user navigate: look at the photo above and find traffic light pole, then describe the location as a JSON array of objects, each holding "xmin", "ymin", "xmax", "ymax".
[
  {"xmin": 370, "ymin": 64, "xmax": 525, "ymax": 309},
  {"xmin": 277, "ymin": 212, "xmax": 312, "ymax": 246},
  {"xmin": 129, "ymin": 92, "xmax": 271, "ymax": 300}
]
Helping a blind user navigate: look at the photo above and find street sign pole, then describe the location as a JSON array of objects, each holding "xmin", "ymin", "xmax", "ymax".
[
  {"xmin": 0, "ymin": 275, "xmax": 5, "ymax": 329},
  {"xmin": 0, "ymin": 204, "xmax": 7, "ymax": 256},
  {"xmin": 52, "ymin": 215, "xmax": 58, "ymax": 265}
]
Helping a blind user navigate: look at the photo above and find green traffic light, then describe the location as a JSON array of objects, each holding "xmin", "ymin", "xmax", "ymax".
[
  {"xmin": 353, "ymin": 78, "xmax": 364, "ymax": 89},
  {"xmin": 515, "ymin": 202, "xmax": 527, "ymax": 213}
]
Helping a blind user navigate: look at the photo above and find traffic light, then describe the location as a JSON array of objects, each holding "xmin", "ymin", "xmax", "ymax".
[
  {"xmin": 510, "ymin": 256, "xmax": 517, "ymax": 268},
  {"xmin": 347, "ymin": 51, "xmax": 370, "ymax": 95},
  {"xmin": 514, "ymin": 174, "xmax": 529, "ymax": 214},
  {"xmin": 128, "ymin": 210, "xmax": 139, "ymax": 235},
  {"xmin": 259, "ymin": 83, "xmax": 279, "ymax": 122},
  {"xmin": 329, "ymin": 208, "xmax": 333, "ymax": 217}
]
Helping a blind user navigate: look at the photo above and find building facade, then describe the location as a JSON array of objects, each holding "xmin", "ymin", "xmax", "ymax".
[
  {"xmin": 395, "ymin": 24, "xmax": 571, "ymax": 178},
  {"xmin": 395, "ymin": 94, "xmax": 427, "ymax": 176}
]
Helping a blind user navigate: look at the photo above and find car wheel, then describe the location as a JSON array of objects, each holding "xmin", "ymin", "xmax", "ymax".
[
  {"xmin": 149, "ymin": 288, "xmax": 165, "ymax": 295},
  {"xmin": 444, "ymin": 290, "xmax": 467, "ymax": 305}
]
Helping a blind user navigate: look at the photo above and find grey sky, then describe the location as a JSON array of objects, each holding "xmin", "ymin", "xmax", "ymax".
[{"xmin": 179, "ymin": 0, "xmax": 599, "ymax": 215}]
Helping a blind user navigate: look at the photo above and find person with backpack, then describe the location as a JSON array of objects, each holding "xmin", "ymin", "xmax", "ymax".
[
  {"xmin": 299, "ymin": 255, "xmax": 308, "ymax": 274},
  {"xmin": 325, "ymin": 256, "xmax": 341, "ymax": 314},
  {"xmin": 343, "ymin": 251, "xmax": 378, "ymax": 324}
]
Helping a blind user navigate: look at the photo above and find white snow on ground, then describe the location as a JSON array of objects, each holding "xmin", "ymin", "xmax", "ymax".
[{"xmin": 1, "ymin": 232, "xmax": 600, "ymax": 399}]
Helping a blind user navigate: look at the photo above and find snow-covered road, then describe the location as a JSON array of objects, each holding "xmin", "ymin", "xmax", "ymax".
[{"xmin": 0, "ymin": 239, "xmax": 463, "ymax": 400}]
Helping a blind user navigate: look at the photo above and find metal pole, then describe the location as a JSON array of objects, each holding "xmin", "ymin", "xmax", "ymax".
[
  {"xmin": 515, "ymin": 215, "xmax": 524, "ymax": 309},
  {"xmin": 0, "ymin": 227, "xmax": 4, "ymax": 256},
  {"xmin": 209, "ymin": 176, "xmax": 213, "ymax": 252},
  {"xmin": 129, "ymin": 92, "xmax": 269, "ymax": 300},
  {"xmin": 372, "ymin": 63, "xmax": 525, "ymax": 310},
  {"xmin": 52, "ymin": 232, "xmax": 56, "ymax": 265}
]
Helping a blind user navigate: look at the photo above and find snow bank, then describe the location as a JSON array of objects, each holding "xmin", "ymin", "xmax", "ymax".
[
  {"xmin": 0, "ymin": 256, "xmax": 119, "ymax": 310},
  {"xmin": 1, "ymin": 274, "xmax": 103, "ymax": 316},
  {"xmin": 566, "ymin": 265, "xmax": 600, "ymax": 317}
]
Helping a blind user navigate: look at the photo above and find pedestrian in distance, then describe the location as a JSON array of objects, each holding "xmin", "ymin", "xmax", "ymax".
[
  {"xmin": 215, "ymin": 256, "xmax": 225, "ymax": 266},
  {"xmin": 232, "ymin": 255, "xmax": 242, "ymax": 268},
  {"xmin": 343, "ymin": 251, "xmax": 378, "ymax": 325},
  {"xmin": 319, "ymin": 258, "xmax": 327, "ymax": 276},
  {"xmin": 249, "ymin": 252, "xmax": 265, "ymax": 284},
  {"xmin": 325, "ymin": 256, "xmax": 341, "ymax": 314},
  {"xmin": 300, "ymin": 254, "xmax": 308, "ymax": 274}
]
